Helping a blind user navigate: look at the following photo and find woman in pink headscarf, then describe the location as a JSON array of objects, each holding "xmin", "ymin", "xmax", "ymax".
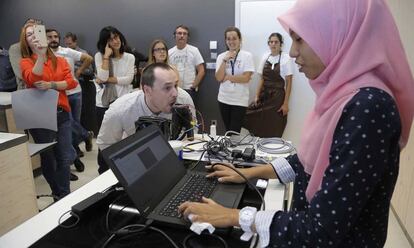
[{"xmin": 179, "ymin": 0, "xmax": 414, "ymax": 247}]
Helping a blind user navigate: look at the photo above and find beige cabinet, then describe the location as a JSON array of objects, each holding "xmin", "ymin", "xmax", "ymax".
[{"xmin": 0, "ymin": 134, "xmax": 38, "ymax": 236}]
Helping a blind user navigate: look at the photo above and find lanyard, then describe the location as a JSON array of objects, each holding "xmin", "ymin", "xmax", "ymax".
[{"xmin": 230, "ymin": 50, "xmax": 240, "ymax": 75}]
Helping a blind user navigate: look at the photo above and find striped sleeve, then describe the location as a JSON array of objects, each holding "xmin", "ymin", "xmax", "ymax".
[
  {"xmin": 255, "ymin": 210, "xmax": 278, "ymax": 247},
  {"xmin": 270, "ymin": 157, "xmax": 295, "ymax": 184}
]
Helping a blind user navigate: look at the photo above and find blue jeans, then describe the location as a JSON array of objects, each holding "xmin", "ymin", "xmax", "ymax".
[
  {"xmin": 68, "ymin": 92, "xmax": 89, "ymax": 145},
  {"xmin": 29, "ymin": 110, "xmax": 76, "ymax": 198}
]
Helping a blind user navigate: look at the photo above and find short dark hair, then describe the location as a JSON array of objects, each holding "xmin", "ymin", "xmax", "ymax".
[
  {"xmin": 174, "ymin": 24, "xmax": 190, "ymax": 37},
  {"xmin": 64, "ymin": 32, "xmax": 77, "ymax": 42},
  {"xmin": 224, "ymin": 26, "xmax": 242, "ymax": 50},
  {"xmin": 96, "ymin": 26, "xmax": 127, "ymax": 55},
  {"xmin": 46, "ymin": 28, "xmax": 60, "ymax": 39},
  {"xmin": 268, "ymin": 32, "xmax": 284, "ymax": 45},
  {"xmin": 141, "ymin": 63, "xmax": 174, "ymax": 88}
]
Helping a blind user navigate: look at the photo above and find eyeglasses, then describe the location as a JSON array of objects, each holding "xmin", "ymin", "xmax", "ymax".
[{"xmin": 153, "ymin": 47, "xmax": 167, "ymax": 52}]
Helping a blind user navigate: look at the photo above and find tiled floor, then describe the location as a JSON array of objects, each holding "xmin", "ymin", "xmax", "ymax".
[{"xmin": 33, "ymin": 139, "xmax": 412, "ymax": 247}]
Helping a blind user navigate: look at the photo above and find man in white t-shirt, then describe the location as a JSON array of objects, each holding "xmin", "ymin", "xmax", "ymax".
[
  {"xmin": 169, "ymin": 25, "xmax": 205, "ymax": 102},
  {"xmin": 47, "ymin": 28, "xmax": 93, "ymax": 177}
]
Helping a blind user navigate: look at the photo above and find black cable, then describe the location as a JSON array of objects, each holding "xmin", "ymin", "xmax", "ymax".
[
  {"xmin": 105, "ymin": 192, "xmax": 129, "ymax": 233},
  {"xmin": 101, "ymin": 220, "xmax": 181, "ymax": 248},
  {"xmin": 183, "ymin": 140, "xmax": 207, "ymax": 152},
  {"xmin": 188, "ymin": 150, "xmax": 207, "ymax": 171},
  {"xmin": 211, "ymin": 163, "xmax": 265, "ymax": 211},
  {"xmin": 182, "ymin": 232, "xmax": 228, "ymax": 248},
  {"xmin": 58, "ymin": 210, "xmax": 80, "ymax": 229}
]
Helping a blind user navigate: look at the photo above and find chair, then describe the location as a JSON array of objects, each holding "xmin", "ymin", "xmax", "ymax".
[{"xmin": 11, "ymin": 89, "xmax": 58, "ymax": 156}]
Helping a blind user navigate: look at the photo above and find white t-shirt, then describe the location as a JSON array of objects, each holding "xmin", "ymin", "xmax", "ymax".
[
  {"xmin": 54, "ymin": 46, "xmax": 82, "ymax": 95},
  {"xmin": 257, "ymin": 53, "xmax": 293, "ymax": 79},
  {"xmin": 95, "ymin": 52, "xmax": 135, "ymax": 107},
  {"xmin": 216, "ymin": 50, "xmax": 255, "ymax": 107},
  {"xmin": 168, "ymin": 44, "xmax": 204, "ymax": 90}
]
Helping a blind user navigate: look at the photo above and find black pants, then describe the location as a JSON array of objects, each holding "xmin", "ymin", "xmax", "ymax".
[
  {"xmin": 95, "ymin": 106, "xmax": 108, "ymax": 135},
  {"xmin": 96, "ymin": 106, "xmax": 109, "ymax": 174},
  {"xmin": 97, "ymin": 149, "xmax": 109, "ymax": 174},
  {"xmin": 79, "ymin": 79, "xmax": 96, "ymax": 134},
  {"xmin": 218, "ymin": 102, "xmax": 247, "ymax": 133}
]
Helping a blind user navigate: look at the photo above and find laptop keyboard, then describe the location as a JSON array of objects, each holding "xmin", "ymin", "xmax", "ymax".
[{"xmin": 160, "ymin": 173, "xmax": 218, "ymax": 218}]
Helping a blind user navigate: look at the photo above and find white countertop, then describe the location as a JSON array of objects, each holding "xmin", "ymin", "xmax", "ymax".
[
  {"xmin": 0, "ymin": 92, "xmax": 11, "ymax": 106},
  {"xmin": 0, "ymin": 132, "xmax": 26, "ymax": 144}
]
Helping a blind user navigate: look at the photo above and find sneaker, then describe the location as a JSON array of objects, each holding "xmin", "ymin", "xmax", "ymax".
[
  {"xmin": 74, "ymin": 158, "xmax": 85, "ymax": 172},
  {"xmin": 70, "ymin": 173, "xmax": 79, "ymax": 181},
  {"xmin": 85, "ymin": 131, "xmax": 94, "ymax": 152}
]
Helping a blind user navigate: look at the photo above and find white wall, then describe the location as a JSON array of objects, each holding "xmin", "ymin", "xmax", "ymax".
[{"xmin": 236, "ymin": 0, "xmax": 315, "ymax": 147}]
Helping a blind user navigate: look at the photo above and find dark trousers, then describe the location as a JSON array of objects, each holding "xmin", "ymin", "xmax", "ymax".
[
  {"xmin": 96, "ymin": 106, "xmax": 109, "ymax": 174},
  {"xmin": 218, "ymin": 102, "xmax": 247, "ymax": 133},
  {"xmin": 79, "ymin": 79, "xmax": 97, "ymax": 134},
  {"xmin": 96, "ymin": 106, "xmax": 108, "ymax": 135},
  {"xmin": 29, "ymin": 111, "xmax": 76, "ymax": 198},
  {"xmin": 97, "ymin": 149, "xmax": 109, "ymax": 174}
]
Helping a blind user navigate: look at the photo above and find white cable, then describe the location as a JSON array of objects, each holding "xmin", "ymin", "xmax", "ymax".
[{"xmin": 256, "ymin": 137, "xmax": 295, "ymax": 154}]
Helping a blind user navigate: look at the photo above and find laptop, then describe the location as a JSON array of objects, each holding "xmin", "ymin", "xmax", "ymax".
[{"xmin": 101, "ymin": 124, "xmax": 245, "ymax": 226}]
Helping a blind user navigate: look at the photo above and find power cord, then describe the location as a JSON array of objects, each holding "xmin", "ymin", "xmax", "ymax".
[
  {"xmin": 101, "ymin": 220, "xmax": 181, "ymax": 248},
  {"xmin": 211, "ymin": 163, "xmax": 265, "ymax": 211},
  {"xmin": 105, "ymin": 192, "xmax": 129, "ymax": 233},
  {"xmin": 183, "ymin": 140, "xmax": 208, "ymax": 152},
  {"xmin": 58, "ymin": 209, "xmax": 80, "ymax": 229},
  {"xmin": 183, "ymin": 232, "xmax": 228, "ymax": 248}
]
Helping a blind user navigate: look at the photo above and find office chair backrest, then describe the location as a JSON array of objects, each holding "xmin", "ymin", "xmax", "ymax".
[{"xmin": 11, "ymin": 89, "xmax": 59, "ymax": 131}]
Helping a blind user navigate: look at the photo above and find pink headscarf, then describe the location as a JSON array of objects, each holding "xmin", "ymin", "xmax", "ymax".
[{"xmin": 278, "ymin": 0, "xmax": 414, "ymax": 201}]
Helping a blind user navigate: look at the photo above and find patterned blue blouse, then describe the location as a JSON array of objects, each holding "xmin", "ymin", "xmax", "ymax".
[{"xmin": 269, "ymin": 87, "xmax": 401, "ymax": 247}]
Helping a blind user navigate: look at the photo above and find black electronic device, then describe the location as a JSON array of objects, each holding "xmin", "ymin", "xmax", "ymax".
[
  {"xmin": 71, "ymin": 192, "xmax": 109, "ymax": 217},
  {"xmin": 135, "ymin": 116, "xmax": 171, "ymax": 141},
  {"xmin": 231, "ymin": 149, "xmax": 243, "ymax": 159},
  {"xmin": 171, "ymin": 104, "xmax": 194, "ymax": 141},
  {"xmin": 242, "ymin": 148, "xmax": 256, "ymax": 161}
]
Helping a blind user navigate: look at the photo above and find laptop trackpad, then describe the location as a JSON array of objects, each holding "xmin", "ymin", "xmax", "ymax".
[{"xmin": 212, "ymin": 191, "xmax": 237, "ymax": 208}]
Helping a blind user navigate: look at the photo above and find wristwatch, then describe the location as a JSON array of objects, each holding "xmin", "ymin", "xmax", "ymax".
[{"xmin": 239, "ymin": 206, "xmax": 257, "ymax": 241}]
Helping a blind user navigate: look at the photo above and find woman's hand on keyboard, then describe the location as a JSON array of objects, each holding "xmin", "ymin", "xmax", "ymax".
[
  {"xmin": 206, "ymin": 163, "xmax": 250, "ymax": 183},
  {"xmin": 178, "ymin": 197, "xmax": 240, "ymax": 228}
]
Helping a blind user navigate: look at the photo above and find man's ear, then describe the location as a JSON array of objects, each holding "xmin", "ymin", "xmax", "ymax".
[{"xmin": 142, "ymin": 84, "xmax": 151, "ymax": 95}]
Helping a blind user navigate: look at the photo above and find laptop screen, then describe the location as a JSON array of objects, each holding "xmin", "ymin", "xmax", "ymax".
[
  {"xmin": 102, "ymin": 125, "xmax": 186, "ymax": 215},
  {"xmin": 111, "ymin": 133, "xmax": 170, "ymax": 186}
]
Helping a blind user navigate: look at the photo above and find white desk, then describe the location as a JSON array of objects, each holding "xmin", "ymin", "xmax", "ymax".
[
  {"xmin": 0, "ymin": 136, "xmax": 289, "ymax": 247},
  {"xmin": 0, "ymin": 171, "xmax": 117, "ymax": 247}
]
